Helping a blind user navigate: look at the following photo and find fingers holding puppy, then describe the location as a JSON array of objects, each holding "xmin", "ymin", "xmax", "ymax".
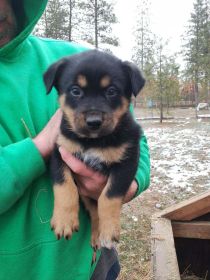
[
  {"xmin": 33, "ymin": 109, "xmax": 63, "ymax": 159},
  {"xmin": 59, "ymin": 146, "xmax": 107, "ymax": 201}
]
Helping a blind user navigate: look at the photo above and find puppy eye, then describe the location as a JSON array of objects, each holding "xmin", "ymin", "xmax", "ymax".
[
  {"xmin": 106, "ymin": 86, "xmax": 118, "ymax": 97},
  {"xmin": 69, "ymin": 86, "xmax": 83, "ymax": 97}
]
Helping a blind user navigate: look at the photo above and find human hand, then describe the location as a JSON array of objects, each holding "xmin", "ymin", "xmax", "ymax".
[
  {"xmin": 123, "ymin": 180, "xmax": 138, "ymax": 203},
  {"xmin": 59, "ymin": 146, "xmax": 138, "ymax": 203},
  {"xmin": 59, "ymin": 147, "xmax": 107, "ymax": 200},
  {"xmin": 33, "ymin": 109, "xmax": 62, "ymax": 159}
]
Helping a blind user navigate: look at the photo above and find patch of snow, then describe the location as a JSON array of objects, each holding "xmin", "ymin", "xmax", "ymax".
[
  {"xmin": 131, "ymin": 216, "xmax": 138, "ymax": 222},
  {"xmin": 155, "ymin": 203, "xmax": 162, "ymax": 209},
  {"xmin": 144, "ymin": 121, "xmax": 210, "ymax": 198}
]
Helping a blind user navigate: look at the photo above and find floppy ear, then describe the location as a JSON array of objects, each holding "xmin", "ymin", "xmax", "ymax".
[
  {"xmin": 43, "ymin": 59, "xmax": 67, "ymax": 94},
  {"xmin": 123, "ymin": 61, "xmax": 145, "ymax": 97}
]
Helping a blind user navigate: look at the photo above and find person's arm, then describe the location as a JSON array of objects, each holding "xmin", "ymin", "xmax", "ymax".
[
  {"xmin": 129, "ymin": 104, "xmax": 150, "ymax": 197},
  {"xmin": 0, "ymin": 110, "xmax": 62, "ymax": 214},
  {"xmin": 0, "ymin": 139, "xmax": 46, "ymax": 214},
  {"xmin": 133, "ymin": 134, "xmax": 150, "ymax": 197}
]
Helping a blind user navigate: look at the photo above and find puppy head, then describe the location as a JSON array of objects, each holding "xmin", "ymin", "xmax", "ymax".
[{"xmin": 44, "ymin": 50, "xmax": 145, "ymax": 138}]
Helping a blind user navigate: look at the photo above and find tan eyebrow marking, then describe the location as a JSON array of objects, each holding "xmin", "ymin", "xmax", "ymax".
[
  {"xmin": 100, "ymin": 75, "xmax": 111, "ymax": 88},
  {"xmin": 77, "ymin": 75, "xmax": 88, "ymax": 88}
]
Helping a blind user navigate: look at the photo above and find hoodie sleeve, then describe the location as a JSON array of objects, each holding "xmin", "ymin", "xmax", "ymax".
[
  {"xmin": 0, "ymin": 138, "xmax": 46, "ymax": 214},
  {"xmin": 129, "ymin": 104, "xmax": 150, "ymax": 197},
  {"xmin": 134, "ymin": 134, "xmax": 151, "ymax": 197}
]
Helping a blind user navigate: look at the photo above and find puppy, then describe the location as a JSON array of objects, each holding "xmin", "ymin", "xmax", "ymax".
[{"xmin": 44, "ymin": 50, "xmax": 145, "ymax": 249}]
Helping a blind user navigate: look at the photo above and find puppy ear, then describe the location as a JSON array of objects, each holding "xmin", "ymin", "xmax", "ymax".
[
  {"xmin": 43, "ymin": 59, "xmax": 66, "ymax": 94},
  {"xmin": 123, "ymin": 61, "xmax": 145, "ymax": 97}
]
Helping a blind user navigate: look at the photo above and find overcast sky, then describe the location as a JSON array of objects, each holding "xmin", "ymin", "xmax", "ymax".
[{"xmin": 113, "ymin": 0, "xmax": 194, "ymax": 62}]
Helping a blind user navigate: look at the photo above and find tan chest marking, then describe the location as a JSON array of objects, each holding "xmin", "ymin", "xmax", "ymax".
[
  {"xmin": 88, "ymin": 143, "xmax": 129, "ymax": 164},
  {"xmin": 57, "ymin": 134, "xmax": 83, "ymax": 154},
  {"xmin": 57, "ymin": 134, "xmax": 128, "ymax": 164}
]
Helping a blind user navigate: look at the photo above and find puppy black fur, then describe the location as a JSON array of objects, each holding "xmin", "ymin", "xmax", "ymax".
[{"xmin": 44, "ymin": 50, "xmax": 145, "ymax": 248}]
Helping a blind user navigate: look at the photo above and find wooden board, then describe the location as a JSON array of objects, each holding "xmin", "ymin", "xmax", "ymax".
[
  {"xmin": 154, "ymin": 190, "xmax": 210, "ymax": 221},
  {"xmin": 151, "ymin": 217, "xmax": 180, "ymax": 280},
  {"xmin": 172, "ymin": 221, "xmax": 210, "ymax": 239}
]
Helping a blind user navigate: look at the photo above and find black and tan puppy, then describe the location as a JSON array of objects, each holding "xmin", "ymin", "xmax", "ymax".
[{"xmin": 44, "ymin": 50, "xmax": 145, "ymax": 249}]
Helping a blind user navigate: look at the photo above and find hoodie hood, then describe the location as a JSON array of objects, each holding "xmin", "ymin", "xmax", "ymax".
[{"xmin": 0, "ymin": 0, "xmax": 48, "ymax": 57}]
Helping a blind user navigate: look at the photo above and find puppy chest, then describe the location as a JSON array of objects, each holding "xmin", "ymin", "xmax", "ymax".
[
  {"xmin": 73, "ymin": 144, "xmax": 128, "ymax": 174},
  {"xmin": 74, "ymin": 151, "xmax": 109, "ymax": 174},
  {"xmin": 57, "ymin": 134, "xmax": 129, "ymax": 172}
]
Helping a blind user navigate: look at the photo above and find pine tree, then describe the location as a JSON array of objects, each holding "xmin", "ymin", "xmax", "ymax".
[
  {"xmin": 132, "ymin": 0, "xmax": 155, "ymax": 72},
  {"xmin": 156, "ymin": 44, "xmax": 180, "ymax": 122},
  {"xmin": 78, "ymin": 0, "xmax": 119, "ymax": 49},
  {"xmin": 34, "ymin": 0, "xmax": 118, "ymax": 49},
  {"xmin": 182, "ymin": 0, "xmax": 210, "ymax": 105},
  {"xmin": 34, "ymin": 0, "xmax": 83, "ymax": 42},
  {"xmin": 132, "ymin": 0, "xmax": 158, "ymax": 107},
  {"xmin": 66, "ymin": 0, "xmax": 79, "ymax": 41},
  {"xmin": 45, "ymin": 0, "xmax": 68, "ymax": 40}
]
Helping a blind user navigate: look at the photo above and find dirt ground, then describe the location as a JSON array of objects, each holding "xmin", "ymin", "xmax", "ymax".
[{"xmin": 118, "ymin": 108, "xmax": 210, "ymax": 280}]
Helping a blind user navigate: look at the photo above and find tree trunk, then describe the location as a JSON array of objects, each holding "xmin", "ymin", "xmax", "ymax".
[
  {"xmin": 159, "ymin": 45, "xmax": 163, "ymax": 123},
  {"xmin": 44, "ymin": 10, "xmax": 48, "ymax": 36},
  {"xmin": 141, "ymin": 16, "xmax": 144, "ymax": 71},
  {"xmin": 68, "ymin": 0, "xmax": 72, "ymax": 41},
  {"xmin": 95, "ymin": 0, "xmax": 98, "ymax": 48},
  {"xmin": 194, "ymin": 80, "xmax": 199, "ymax": 118}
]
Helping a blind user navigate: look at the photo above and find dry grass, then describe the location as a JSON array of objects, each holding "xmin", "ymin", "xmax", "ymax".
[
  {"xmin": 181, "ymin": 276, "xmax": 205, "ymax": 280},
  {"xmin": 180, "ymin": 265, "xmax": 208, "ymax": 280},
  {"xmin": 181, "ymin": 272, "xmax": 207, "ymax": 280},
  {"xmin": 118, "ymin": 198, "xmax": 153, "ymax": 280}
]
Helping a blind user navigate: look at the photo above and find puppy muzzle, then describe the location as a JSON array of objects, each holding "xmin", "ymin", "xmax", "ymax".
[{"xmin": 85, "ymin": 111, "xmax": 103, "ymax": 131}]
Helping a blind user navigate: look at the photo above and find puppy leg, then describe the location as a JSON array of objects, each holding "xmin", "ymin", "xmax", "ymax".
[
  {"xmin": 98, "ymin": 184, "xmax": 123, "ymax": 249},
  {"xmin": 50, "ymin": 147, "xmax": 79, "ymax": 239},
  {"xmin": 81, "ymin": 196, "xmax": 100, "ymax": 250},
  {"xmin": 98, "ymin": 158, "xmax": 138, "ymax": 248}
]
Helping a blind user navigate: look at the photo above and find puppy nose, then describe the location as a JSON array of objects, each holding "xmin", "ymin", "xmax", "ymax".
[{"xmin": 85, "ymin": 111, "xmax": 102, "ymax": 130}]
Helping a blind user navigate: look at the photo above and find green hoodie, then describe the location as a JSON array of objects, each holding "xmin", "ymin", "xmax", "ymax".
[{"xmin": 0, "ymin": 0, "xmax": 150, "ymax": 279}]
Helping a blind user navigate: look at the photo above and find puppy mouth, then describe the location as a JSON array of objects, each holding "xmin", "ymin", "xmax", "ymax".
[
  {"xmin": 75, "ymin": 117, "xmax": 115, "ymax": 138},
  {"xmin": 76, "ymin": 125, "xmax": 114, "ymax": 139},
  {"xmin": 63, "ymin": 109, "xmax": 115, "ymax": 138},
  {"xmin": 71, "ymin": 111, "xmax": 112, "ymax": 138}
]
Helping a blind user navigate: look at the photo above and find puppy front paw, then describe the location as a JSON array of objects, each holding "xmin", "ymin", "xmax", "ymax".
[
  {"xmin": 99, "ymin": 223, "xmax": 120, "ymax": 249},
  {"xmin": 91, "ymin": 229, "xmax": 100, "ymax": 250},
  {"xmin": 51, "ymin": 210, "xmax": 79, "ymax": 240}
]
